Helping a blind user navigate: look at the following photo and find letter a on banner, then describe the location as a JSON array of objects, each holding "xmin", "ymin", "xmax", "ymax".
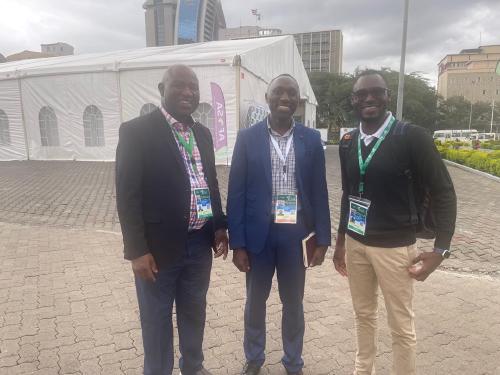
[{"xmin": 210, "ymin": 82, "xmax": 227, "ymax": 151}]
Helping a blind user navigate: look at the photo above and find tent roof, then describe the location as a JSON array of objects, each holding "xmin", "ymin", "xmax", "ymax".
[{"xmin": 0, "ymin": 36, "xmax": 316, "ymax": 104}]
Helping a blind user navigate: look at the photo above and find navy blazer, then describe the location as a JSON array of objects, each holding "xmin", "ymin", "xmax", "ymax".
[
  {"xmin": 227, "ymin": 118, "xmax": 331, "ymax": 254},
  {"xmin": 115, "ymin": 108, "xmax": 226, "ymax": 268}
]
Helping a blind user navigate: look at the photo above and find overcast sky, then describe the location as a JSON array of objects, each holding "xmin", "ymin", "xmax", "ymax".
[{"xmin": 1, "ymin": 0, "xmax": 499, "ymax": 85}]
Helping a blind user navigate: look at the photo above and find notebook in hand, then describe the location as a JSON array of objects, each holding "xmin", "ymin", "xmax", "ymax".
[{"xmin": 302, "ymin": 232, "xmax": 316, "ymax": 268}]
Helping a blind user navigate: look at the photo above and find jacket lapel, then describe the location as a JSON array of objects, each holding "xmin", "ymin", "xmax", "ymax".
[
  {"xmin": 151, "ymin": 108, "xmax": 186, "ymax": 174},
  {"xmin": 258, "ymin": 120, "xmax": 273, "ymax": 192},
  {"xmin": 293, "ymin": 124, "xmax": 306, "ymax": 195}
]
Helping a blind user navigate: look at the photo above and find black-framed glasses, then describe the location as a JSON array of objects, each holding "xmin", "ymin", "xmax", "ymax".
[{"xmin": 352, "ymin": 87, "xmax": 390, "ymax": 100}]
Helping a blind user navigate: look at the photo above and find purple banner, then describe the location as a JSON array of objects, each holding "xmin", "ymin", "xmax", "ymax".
[{"xmin": 210, "ymin": 82, "xmax": 227, "ymax": 151}]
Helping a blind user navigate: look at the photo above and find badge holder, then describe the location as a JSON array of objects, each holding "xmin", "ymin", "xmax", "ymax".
[
  {"xmin": 347, "ymin": 195, "xmax": 371, "ymax": 236},
  {"xmin": 274, "ymin": 194, "xmax": 298, "ymax": 224},
  {"xmin": 194, "ymin": 188, "xmax": 213, "ymax": 219}
]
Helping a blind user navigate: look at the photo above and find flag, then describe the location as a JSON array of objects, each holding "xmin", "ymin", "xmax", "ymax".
[
  {"xmin": 251, "ymin": 9, "xmax": 257, "ymax": 15},
  {"xmin": 496, "ymin": 61, "xmax": 500, "ymax": 76},
  {"xmin": 257, "ymin": 14, "xmax": 261, "ymax": 21}
]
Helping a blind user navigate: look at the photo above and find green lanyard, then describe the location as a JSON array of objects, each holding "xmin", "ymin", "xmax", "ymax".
[
  {"xmin": 357, "ymin": 116, "xmax": 396, "ymax": 195},
  {"xmin": 172, "ymin": 127, "xmax": 198, "ymax": 174}
]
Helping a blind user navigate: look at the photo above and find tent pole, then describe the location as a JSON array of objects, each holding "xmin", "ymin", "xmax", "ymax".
[
  {"xmin": 116, "ymin": 71, "xmax": 124, "ymax": 125},
  {"xmin": 17, "ymin": 78, "xmax": 30, "ymax": 160}
]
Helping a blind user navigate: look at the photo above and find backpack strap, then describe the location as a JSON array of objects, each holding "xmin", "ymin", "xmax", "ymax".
[{"xmin": 390, "ymin": 121, "xmax": 419, "ymax": 224}]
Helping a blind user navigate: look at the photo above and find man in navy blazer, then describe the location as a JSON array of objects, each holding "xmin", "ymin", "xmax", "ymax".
[{"xmin": 227, "ymin": 74, "xmax": 331, "ymax": 375}]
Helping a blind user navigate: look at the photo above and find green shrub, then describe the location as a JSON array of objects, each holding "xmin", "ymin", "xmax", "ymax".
[
  {"xmin": 440, "ymin": 148, "xmax": 500, "ymax": 177},
  {"xmin": 481, "ymin": 142, "xmax": 500, "ymax": 151}
]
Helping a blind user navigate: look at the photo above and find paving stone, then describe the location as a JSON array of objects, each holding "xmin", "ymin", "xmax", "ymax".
[{"xmin": 0, "ymin": 151, "xmax": 499, "ymax": 374}]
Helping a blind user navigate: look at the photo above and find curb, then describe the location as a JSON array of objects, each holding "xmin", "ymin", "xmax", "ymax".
[{"xmin": 444, "ymin": 159, "xmax": 500, "ymax": 183}]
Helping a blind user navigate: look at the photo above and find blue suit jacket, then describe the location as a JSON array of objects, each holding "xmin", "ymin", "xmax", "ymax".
[{"xmin": 227, "ymin": 119, "xmax": 331, "ymax": 254}]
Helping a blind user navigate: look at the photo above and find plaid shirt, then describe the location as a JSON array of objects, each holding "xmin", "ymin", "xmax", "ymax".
[
  {"xmin": 160, "ymin": 107, "xmax": 209, "ymax": 231},
  {"xmin": 268, "ymin": 117, "xmax": 297, "ymax": 213}
]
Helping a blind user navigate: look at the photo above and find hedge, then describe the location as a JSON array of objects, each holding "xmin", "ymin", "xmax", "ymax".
[
  {"xmin": 437, "ymin": 146, "xmax": 500, "ymax": 177},
  {"xmin": 481, "ymin": 141, "xmax": 500, "ymax": 151}
]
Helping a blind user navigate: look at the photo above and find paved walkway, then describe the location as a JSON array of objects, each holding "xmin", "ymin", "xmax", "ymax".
[{"xmin": 0, "ymin": 148, "xmax": 499, "ymax": 374}]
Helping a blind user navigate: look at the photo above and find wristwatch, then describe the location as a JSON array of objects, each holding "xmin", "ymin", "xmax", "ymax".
[{"xmin": 433, "ymin": 247, "xmax": 451, "ymax": 259}]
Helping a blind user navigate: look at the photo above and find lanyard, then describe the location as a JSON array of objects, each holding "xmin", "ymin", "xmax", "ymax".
[
  {"xmin": 270, "ymin": 132, "xmax": 294, "ymax": 182},
  {"xmin": 357, "ymin": 116, "xmax": 396, "ymax": 194},
  {"xmin": 172, "ymin": 127, "xmax": 198, "ymax": 174}
]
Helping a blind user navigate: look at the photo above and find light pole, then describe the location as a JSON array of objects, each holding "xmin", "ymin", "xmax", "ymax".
[
  {"xmin": 396, "ymin": 0, "xmax": 410, "ymax": 120},
  {"xmin": 468, "ymin": 80, "xmax": 475, "ymax": 130}
]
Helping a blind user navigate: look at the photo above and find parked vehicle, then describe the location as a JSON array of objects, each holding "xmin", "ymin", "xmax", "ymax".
[
  {"xmin": 470, "ymin": 132, "xmax": 500, "ymax": 141},
  {"xmin": 433, "ymin": 129, "xmax": 478, "ymax": 142}
]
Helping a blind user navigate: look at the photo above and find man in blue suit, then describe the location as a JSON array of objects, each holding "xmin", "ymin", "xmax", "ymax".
[{"xmin": 227, "ymin": 74, "xmax": 331, "ymax": 375}]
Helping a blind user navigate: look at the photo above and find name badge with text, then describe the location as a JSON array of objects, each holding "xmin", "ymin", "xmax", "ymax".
[
  {"xmin": 347, "ymin": 195, "xmax": 371, "ymax": 236},
  {"xmin": 275, "ymin": 194, "xmax": 298, "ymax": 224},
  {"xmin": 194, "ymin": 188, "xmax": 213, "ymax": 219}
]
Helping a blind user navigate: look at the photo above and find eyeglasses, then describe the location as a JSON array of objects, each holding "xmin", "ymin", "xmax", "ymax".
[{"xmin": 352, "ymin": 87, "xmax": 390, "ymax": 100}]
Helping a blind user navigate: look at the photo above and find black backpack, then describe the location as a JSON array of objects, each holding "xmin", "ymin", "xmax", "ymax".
[{"xmin": 339, "ymin": 122, "xmax": 436, "ymax": 239}]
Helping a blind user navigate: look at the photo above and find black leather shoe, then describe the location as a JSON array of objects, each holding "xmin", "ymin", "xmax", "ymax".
[
  {"xmin": 286, "ymin": 370, "xmax": 303, "ymax": 375},
  {"xmin": 240, "ymin": 362, "xmax": 261, "ymax": 375}
]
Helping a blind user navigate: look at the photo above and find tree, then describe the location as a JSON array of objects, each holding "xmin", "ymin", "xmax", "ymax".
[
  {"xmin": 309, "ymin": 69, "xmax": 440, "ymax": 135},
  {"xmin": 436, "ymin": 96, "xmax": 500, "ymax": 131}
]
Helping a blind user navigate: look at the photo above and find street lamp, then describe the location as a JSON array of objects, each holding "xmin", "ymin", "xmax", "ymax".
[
  {"xmin": 468, "ymin": 79, "xmax": 475, "ymax": 130},
  {"xmin": 396, "ymin": 0, "xmax": 410, "ymax": 120}
]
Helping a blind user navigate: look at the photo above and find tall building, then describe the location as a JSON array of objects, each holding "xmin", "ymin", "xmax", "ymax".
[
  {"xmin": 144, "ymin": 0, "xmax": 226, "ymax": 46},
  {"xmin": 437, "ymin": 45, "xmax": 500, "ymax": 103},
  {"xmin": 293, "ymin": 30, "xmax": 343, "ymax": 74},
  {"xmin": 219, "ymin": 26, "xmax": 282, "ymax": 40},
  {"xmin": 41, "ymin": 42, "xmax": 74, "ymax": 56}
]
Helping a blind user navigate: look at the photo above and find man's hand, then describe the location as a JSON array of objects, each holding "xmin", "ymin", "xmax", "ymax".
[
  {"xmin": 233, "ymin": 248, "xmax": 250, "ymax": 272},
  {"xmin": 213, "ymin": 229, "xmax": 229, "ymax": 260},
  {"xmin": 408, "ymin": 251, "xmax": 443, "ymax": 282},
  {"xmin": 132, "ymin": 253, "xmax": 158, "ymax": 282},
  {"xmin": 310, "ymin": 246, "xmax": 328, "ymax": 267},
  {"xmin": 332, "ymin": 244, "xmax": 348, "ymax": 277}
]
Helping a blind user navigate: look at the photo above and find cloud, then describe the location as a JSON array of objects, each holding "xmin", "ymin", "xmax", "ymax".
[{"xmin": 1, "ymin": 0, "xmax": 499, "ymax": 85}]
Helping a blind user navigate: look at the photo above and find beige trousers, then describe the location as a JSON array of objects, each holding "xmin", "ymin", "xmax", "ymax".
[{"xmin": 345, "ymin": 235, "xmax": 418, "ymax": 375}]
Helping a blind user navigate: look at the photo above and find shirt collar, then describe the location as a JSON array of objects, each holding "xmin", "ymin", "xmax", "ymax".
[
  {"xmin": 267, "ymin": 116, "xmax": 295, "ymax": 138},
  {"xmin": 160, "ymin": 105, "xmax": 195, "ymax": 131},
  {"xmin": 359, "ymin": 112, "xmax": 393, "ymax": 145}
]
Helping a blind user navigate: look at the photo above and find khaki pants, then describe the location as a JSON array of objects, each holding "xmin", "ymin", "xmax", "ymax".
[{"xmin": 345, "ymin": 235, "xmax": 418, "ymax": 375}]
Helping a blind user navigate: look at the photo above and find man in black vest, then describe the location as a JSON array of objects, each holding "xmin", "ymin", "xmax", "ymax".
[
  {"xmin": 116, "ymin": 65, "xmax": 228, "ymax": 375},
  {"xmin": 333, "ymin": 70, "xmax": 456, "ymax": 375}
]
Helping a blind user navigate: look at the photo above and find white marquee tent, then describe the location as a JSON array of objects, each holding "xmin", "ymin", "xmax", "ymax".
[{"xmin": 0, "ymin": 36, "xmax": 317, "ymax": 164}]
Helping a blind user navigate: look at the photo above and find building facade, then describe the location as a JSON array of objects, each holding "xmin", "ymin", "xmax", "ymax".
[
  {"xmin": 219, "ymin": 26, "xmax": 282, "ymax": 40},
  {"xmin": 437, "ymin": 45, "xmax": 500, "ymax": 104},
  {"xmin": 41, "ymin": 42, "xmax": 74, "ymax": 56},
  {"xmin": 144, "ymin": 0, "xmax": 226, "ymax": 46},
  {"xmin": 293, "ymin": 30, "xmax": 343, "ymax": 73}
]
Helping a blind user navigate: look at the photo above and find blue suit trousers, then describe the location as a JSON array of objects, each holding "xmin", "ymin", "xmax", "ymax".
[{"xmin": 244, "ymin": 215, "xmax": 309, "ymax": 373}]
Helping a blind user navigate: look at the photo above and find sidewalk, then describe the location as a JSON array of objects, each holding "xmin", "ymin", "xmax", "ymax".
[
  {"xmin": 1, "ymin": 221, "xmax": 499, "ymax": 375},
  {"xmin": 0, "ymin": 148, "xmax": 499, "ymax": 374}
]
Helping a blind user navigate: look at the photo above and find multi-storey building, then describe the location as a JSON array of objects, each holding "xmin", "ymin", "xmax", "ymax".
[
  {"xmin": 437, "ymin": 45, "xmax": 500, "ymax": 103},
  {"xmin": 41, "ymin": 42, "xmax": 74, "ymax": 56},
  {"xmin": 293, "ymin": 30, "xmax": 343, "ymax": 73},
  {"xmin": 218, "ymin": 26, "xmax": 282, "ymax": 40},
  {"xmin": 144, "ymin": 0, "xmax": 226, "ymax": 46}
]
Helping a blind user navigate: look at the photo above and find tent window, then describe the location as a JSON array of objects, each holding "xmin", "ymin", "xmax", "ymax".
[
  {"xmin": 83, "ymin": 105, "xmax": 105, "ymax": 147},
  {"xmin": 192, "ymin": 102, "xmax": 215, "ymax": 134},
  {"xmin": 39, "ymin": 106, "xmax": 60, "ymax": 147},
  {"xmin": 140, "ymin": 103, "xmax": 157, "ymax": 116},
  {"xmin": 0, "ymin": 110, "xmax": 10, "ymax": 145}
]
